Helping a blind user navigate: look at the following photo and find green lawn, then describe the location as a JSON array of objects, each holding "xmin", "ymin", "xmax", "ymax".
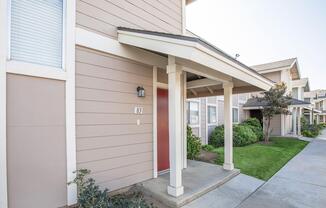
[{"xmin": 214, "ymin": 137, "xmax": 308, "ymax": 181}]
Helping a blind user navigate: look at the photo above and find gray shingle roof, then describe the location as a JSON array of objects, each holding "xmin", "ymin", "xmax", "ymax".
[
  {"xmin": 251, "ymin": 58, "xmax": 297, "ymax": 72},
  {"xmin": 243, "ymin": 97, "xmax": 310, "ymax": 108}
]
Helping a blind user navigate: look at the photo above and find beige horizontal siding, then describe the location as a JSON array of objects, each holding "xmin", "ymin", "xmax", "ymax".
[
  {"xmin": 76, "ymin": 46, "xmax": 153, "ymax": 192},
  {"xmin": 77, "ymin": 113, "xmax": 152, "ymax": 125},
  {"xmin": 76, "ymin": 0, "xmax": 182, "ymax": 39},
  {"xmin": 77, "ymin": 133, "xmax": 152, "ymax": 151},
  {"xmin": 100, "ymin": 170, "xmax": 153, "ymax": 191},
  {"xmin": 78, "ymin": 152, "xmax": 152, "ymax": 173}
]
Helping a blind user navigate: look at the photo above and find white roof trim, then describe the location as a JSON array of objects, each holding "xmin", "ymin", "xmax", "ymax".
[{"xmin": 117, "ymin": 29, "xmax": 273, "ymax": 91}]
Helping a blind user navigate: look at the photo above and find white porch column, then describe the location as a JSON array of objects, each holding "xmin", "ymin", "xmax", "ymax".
[
  {"xmin": 310, "ymin": 110, "xmax": 313, "ymax": 124},
  {"xmin": 298, "ymin": 108, "xmax": 302, "ymax": 136},
  {"xmin": 223, "ymin": 82, "xmax": 234, "ymax": 171},
  {"xmin": 167, "ymin": 56, "xmax": 184, "ymax": 197},
  {"xmin": 293, "ymin": 107, "xmax": 297, "ymax": 136}
]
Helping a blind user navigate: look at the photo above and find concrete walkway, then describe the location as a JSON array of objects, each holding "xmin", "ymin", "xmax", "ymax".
[
  {"xmin": 183, "ymin": 174, "xmax": 264, "ymax": 208},
  {"xmin": 238, "ymin": 138, "xmax": 326, "ymax": 208},
  {"xmin": 180, "ymin": 135, "xmax": 326, "ymax": 208}
]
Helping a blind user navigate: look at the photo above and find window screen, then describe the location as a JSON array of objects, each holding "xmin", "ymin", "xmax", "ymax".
[{"xmin": 10, "ymin": 0, "xmax": 64, "ymax": 68}]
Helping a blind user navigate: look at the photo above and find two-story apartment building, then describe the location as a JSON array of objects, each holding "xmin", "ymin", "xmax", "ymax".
[
  {"xmin": 305, "ymin": 90, "xmax": 326, "ymax": 123},
  {"xmin": 0, "ymin": 0, "xmax": 274, "ymax": 207},
  {"xmin": 243, "ymin": 58, "xmax": 311, "ymax": 136},
  {"xmin": 190, "ymin": 58, "xmax": 312, "ymax": 143},
  {"xmin": 187, "ymin": 94, "xmax": 249, "ymax": 144}
]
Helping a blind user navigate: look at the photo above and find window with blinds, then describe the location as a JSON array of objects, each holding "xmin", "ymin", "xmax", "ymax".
[{"xmin": 10, "ymin": 0, "xmax": 64, "ymax": 68}]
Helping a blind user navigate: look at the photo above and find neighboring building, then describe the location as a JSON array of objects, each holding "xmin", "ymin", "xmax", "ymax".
[
  {"xmin": 187, "ymin": 58, "xmax": 319, "ymax": 143},
  {"xmin": 187, "ymin": 94, "xmax": 249, "ymax": 144},
  {"xmin": 304, "ymin": 90, "xmax": 326, "ymax": 123},
  {"xmin": 244, "ymin": 58, "xmax": 311, "ymax": 136},
  {"xmin": 0, "ymin": 0, "xmax": 273, "ymax": 207}
]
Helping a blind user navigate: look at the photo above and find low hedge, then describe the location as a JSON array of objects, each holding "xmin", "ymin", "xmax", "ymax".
[
  {"xmin": 187, "ymin": 126, "xmax": 202, "ymax": 160},
  {"xmin": 209, "ymin": 123, "xmax": 258, "ymax": 147},
  {"xmin": 242, "ymin": 118, "xmax": 264, "ymax": 141}
]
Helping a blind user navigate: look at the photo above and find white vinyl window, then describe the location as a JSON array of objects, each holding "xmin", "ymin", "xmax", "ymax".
[
  {"xmin": 187, "ymin": 101, "xmax": 199, "ymax": 125},
  {"xmin": 10, "ymin": 0, "xmax": 64, "ymax": 68},
  {"xmin": 232, "ymin": 107, "xmax": 239, "ymax": 123},
  {"xmin": 207, "ymin": 106, "xmax": 217, "ymax": 124}
]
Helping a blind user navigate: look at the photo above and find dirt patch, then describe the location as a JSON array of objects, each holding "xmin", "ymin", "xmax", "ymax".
[{"xmin": 197, "ymin": 150, "xmax": 217, "ymax": 164}]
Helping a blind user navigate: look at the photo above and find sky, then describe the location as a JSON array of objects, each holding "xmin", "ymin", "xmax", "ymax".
[{"xmin": 186, "ymin": 0, "xmax": 326, "ymax": 90}]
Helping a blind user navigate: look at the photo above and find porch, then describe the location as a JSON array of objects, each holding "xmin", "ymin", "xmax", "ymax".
[
  {"xmin": 137, "ymin": 160, "xmax": 240, "ymax": 208},
  {"xmin": 116, "ymin": 27, "xmax": 273, "ymax": 199}
]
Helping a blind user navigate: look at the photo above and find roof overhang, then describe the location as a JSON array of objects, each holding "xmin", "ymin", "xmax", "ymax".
[
  {"xmin": 117, "ymin": 27, "xmax": 274, "ymax": 97},
  {"xmin": 292, "ymin": 78, "xmax": 310, "ymax": 91},
  {"xmin": 252, "ymin": 58, "xmax": 300, "ymax": 80}
]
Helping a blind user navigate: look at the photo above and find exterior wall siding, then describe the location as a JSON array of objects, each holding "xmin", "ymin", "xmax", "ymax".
[
  {"xmin": 7, "ymin": 74, "xmax": 67, "ymax": 207},
  {"xmin": 75, "ymin": 46, "xmax": 153, "ymax": 191},
  {"xmin": 263, "ymin": 71, "xmax": 282, "ymax": 83},
  {"xmin": 269, "ymin": 114, "xmax": 282, "ymax": 136},
  {"xmin": 76, "ymin": 0, "xmax": 183, "ymax": 39}
]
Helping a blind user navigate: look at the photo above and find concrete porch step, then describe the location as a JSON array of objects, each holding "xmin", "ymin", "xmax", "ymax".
[{"xmin": 137, "ymin": 160, "xmax": 240, "ymax": 208}]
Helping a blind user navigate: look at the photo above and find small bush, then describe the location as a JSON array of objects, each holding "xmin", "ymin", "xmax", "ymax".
[
  {"xmin": 302, "ymin": 123, "xmax": 321, "ymax": 138},
  {"xmin": 208, "ymin": 125, "xmax": 224, "ymax": 147},
  {"xmin": 233, "ymin": 124, "xmax": 258, "ymax": 146},
  {"xmin": 187, "ymin": 126, "xmax": 202, "ymax": 160},
  {"xmin": 202, "ymin": 144, "xmax": 215, "ymax": 152},
  {"xmin": 209, "ymin": 124, "xmax": 258, "ymax": 148},
  {"xmin": 109, "ymin": 191, "xmax": 153, "ymax": 208},
  {"xmin": 69, "ymin": 169, "xmax": 153, "ymax": 208},
  {"xmin": 68, "ymin": 169, "xmax": 109, "ymax": 208},
  {"xmin": 242, "ymin": 118, "xmax": 263, "ymax": 141}
]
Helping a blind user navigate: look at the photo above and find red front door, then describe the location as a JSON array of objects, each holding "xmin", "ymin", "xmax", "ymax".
[{"xmin": 157, "ymin": 88, "xmax": 169, "ymax": 172}]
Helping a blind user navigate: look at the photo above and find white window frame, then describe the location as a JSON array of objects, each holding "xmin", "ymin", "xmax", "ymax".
[
  {"xmin": 187, "ymin": 99, "xmax": 201, "ymax": 137},
  {"xmin": 7, "ymin": 0, "xmax": 67, "ymax": 80},
  {"xmin": 206, "ymin": 97, "xmax": 218, "ymax": 144},
  {"xmin": 232, "ymin": 106, "xmax": 240, "ymax": 124},
  {"xmin": 1, "ymin": 0, "xmax": 77, "ymax": 207}
]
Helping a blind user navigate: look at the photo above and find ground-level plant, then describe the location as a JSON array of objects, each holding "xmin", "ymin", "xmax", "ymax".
[
  {"xmin": 214, "ymin": 137, "xmax": 308, "ymax": 180},
  {"xmin": 68, "ymin": 169, "xmax": 153, "ymax": 208},
  {"xmin": 301, "ymin": 117, "xmax": 326, "ymax": 138},
  {"xmin": 208, "ymin": 118, "xmax": 261, "ymax": 148},
  {"xmin": 187, "ymin": 126, "xmax": 202, "ymax": 159}
]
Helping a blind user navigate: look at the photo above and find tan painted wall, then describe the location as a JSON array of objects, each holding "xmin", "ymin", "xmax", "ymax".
[
  {"xmin": 262, "ymin": 71, "xmax": 282, "ymax": 83},
  {"xmin": 269, "ymin": 114, "xmax": 282, "ymax": 136},
  {"xmin": 76, "ymin": 0, "xmax": 183, "ymax": 39},
  {"xmin": 75, "ymin": 46, "xmax": 153, "ymax": 191},
  {"xmin": 7, "ymin": 74, "xmax": 67, "ymax": 208}
]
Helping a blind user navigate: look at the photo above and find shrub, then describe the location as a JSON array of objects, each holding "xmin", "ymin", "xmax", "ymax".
[
  {"xmin": 302, "ymin": 123, "xmax": 321, "ymax": 138},
  {"xmin": 69, "ymin": 169, "xmax": 153, "ymax": 208},
  {"xmin": 202, "ymin": 144, "xmax": 215, "ymax": 152},
  {"xmin": 209, "ymin": 124, "xmax": 258, "ymax": 148},
  {"xmin": 109, "ymin": 191, "xmax": 153, "ymax": 208},
  {"xmin": 233, "ymin": 124, "xmax": 258, "ymax": 146},
  {"xmin": 209, "ymin": 125, "xmax": 224, "ymax": 147},
  {"xmin": 242, "ymin": 118, "xmax": 263, "ymax": 141},
  {"xmin": 187, "ymin": 126, "xmax": 202, "ymax": 160},
  {"xmin": 68, "ymin": 169, "xmax": 109, "ymax": 208}
]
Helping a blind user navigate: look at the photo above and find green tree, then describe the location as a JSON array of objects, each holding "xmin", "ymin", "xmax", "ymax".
[{"xmin": 257, "ymin": 83, "xmax": 291, "ymax": 143}]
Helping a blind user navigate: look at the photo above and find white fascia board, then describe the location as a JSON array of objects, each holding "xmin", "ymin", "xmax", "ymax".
[
  {"xmin": 118, "ymin": 30, "xmax": 273, "ymax": 91},
  {"xmin": 257, "ymin": 66, "xmax": 290, "ymax": 74},
  {"xmin": 242, "ymin": 106, "xmax": 263, "ymax": 110},
  {"xmin": 187, "ymin": 78, "xmax": 221, "ymax": 89},
  {"xmin": 76, "ymin": 28, "xmax": 167, "ymax": 68},
  {"xmin": 292, "ymin": 79, "xmax": 308, "ymax": 88}
]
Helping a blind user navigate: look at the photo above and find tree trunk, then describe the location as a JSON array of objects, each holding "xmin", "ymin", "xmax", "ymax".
[{"xmin": 264, "ymin": 118, "xmax": 271, "ymax": 143}]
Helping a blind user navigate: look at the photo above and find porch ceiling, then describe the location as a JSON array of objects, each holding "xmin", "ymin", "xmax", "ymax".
[{"xmin": 117, "ymin": 27, "xmax": 274, "ymax": 98}]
